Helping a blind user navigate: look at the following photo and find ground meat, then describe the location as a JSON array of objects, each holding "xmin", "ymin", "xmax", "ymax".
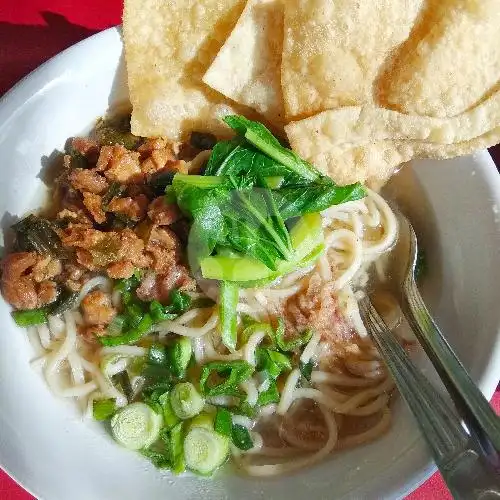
[
  {"xmin": 108, "ymin": 195, "xmax": 148, "ymax": 221},
  {"xmin": 1, "ymin": 252, "xmax": 61, "ymax": 310},
  {"xmin": 32, "ymin": 255, "xmax": 62, "ymax": 282},
  {"xmin": 82, "ymin": 192, "xmax": 107, "ymax": 224},
  {"xmin": 71, "ymin": 137, "xmax": 100, "ymax": 163},
  {"xmin": 284, "ymin": 273, "xmax": 354, "ymax": 348},
  {"xmin": 96, "ymin": 145, "xmax": 142, "ymax": 183},
  {"xmin": 81, "ymin": 290, "xmax": 116, "ymax": 325},
  {"xmin": 107, "ymin": 260, "xmax": 135, "ymax": 279},
  {"xmin": 145, "ymin": 226, "xmax": 180, "ymax": 274},
  {"xmin": 136, "ymin": 265, "xmax": 196, "ymax": 303},
  {"xmin": 60, "ymin": 262, "xmax": 89, "ymax": 292},
  {"xmin": 60, "ymin": 226, "xmax": 150, "ymax": 276},
  {"xmin": 56, "ymin": 208, "xmax": 93, "ymax": 228},
  {"xmin": 69, "ymin": 168, "xmax": 108, "ymax": 194},
  {"xmin": 147, "ymin": 197, "xmax": 181, "ymax": 226},
  {"xmin": 77, "ymin": 324, "xmax": 107, "ymax": 343}
]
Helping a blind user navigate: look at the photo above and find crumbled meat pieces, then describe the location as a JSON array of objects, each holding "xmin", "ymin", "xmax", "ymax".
[
  {"xmin": 60, "ymin": 226, "xmax": 150, "ymax": 276},
  {"xmin": 82, "ymin": 192, "xmax": 107, "ymax": 224},
  {"xmin": 71, "ymin": 137, "xmax": 100, "ymax": 162},
  {"xmin": 147, "ymin": 197, "xmax": 181, "ymax": 226},
  {"xmin": 81, "ymin": 290, "xmax": 116, "ymax": 325},
  {"xmin": 69, "ymin": 168, "xmax": 108, "ymax": 194},
  {"xmin": 145, "ymin": 226, "xmax": 180, "ymax": 274},
  {"xmin": 284, "ymin": 273, "xmax": 354, "ymax": 348},
  {"xmin": 1, "ymin": 252, "xmax": 61, "ymax": 310},
  {"xmin": 107, "ymin": 260, "xmax": 136, "ymax": 279},
  {"xmin": 96, "ymin": 145, "xmax": 142, "ymax": 183},
  {"xmin": 108, "ymin": 195, "xmax": 148, "ymax": 221},
  {"xmin": 136, "ymin": 266, "xmax": 196, "ymax": 303}
]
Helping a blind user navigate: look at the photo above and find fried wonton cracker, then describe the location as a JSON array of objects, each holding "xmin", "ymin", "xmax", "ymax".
[
  {"xmin": 286, "ymin": 110, "xmax": 500, "ymax": 186},
  {"xmin": 203, "ymin": 0, "xmax": 285, "ymax": 127},
  {"xmin": 281, "ymin": 0, "xmax": 423, "ymax": 120},
  {"xmin": 123, "ymin": 0, "xmax": 246, "ymax": 140},
  {"xmin": 380, "ymin": 0, "xmax": 500, "ymax": 117}
]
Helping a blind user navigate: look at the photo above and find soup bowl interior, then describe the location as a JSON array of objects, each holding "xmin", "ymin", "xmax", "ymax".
[{"xmin": 0, "ymin": 28, "xmax": 499, "ymax": 500}]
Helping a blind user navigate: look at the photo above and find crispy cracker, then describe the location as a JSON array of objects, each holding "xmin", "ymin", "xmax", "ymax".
[
  {"xmin": 380, "ymin": 0, "xmax": 500, "ymax": 117},
  {"xmin": 281, "ymin": 0, "xmax": 423, "ymax": 120},
  {"xmin": 203, "ymin": 0, "xmax": 285, "ymax": 128},
  {"xmin": 286, "ymin": 112, "xmax": 500, "ymax": 186},
  {"xmin": 123, "ymin": 0, "xmax": 246, "ymax": 140}
]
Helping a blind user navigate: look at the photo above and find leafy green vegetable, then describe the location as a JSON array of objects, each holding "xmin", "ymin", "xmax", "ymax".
[
  {"xmin": 149, "ymin": 300, "xmax": 176, "ymax": 323},
  {"xmin": 11, "ymin": 308, "xmax": 47, "ymax": 327},
  {"xmin": 168, "ymin": 289, "xmax": 192, "ymax": 314},
  {"xmin": 231, "ymin": 424, "xmax": 253, "ymax": 451},
  {"xmin": 214, "ymin": 408, "xmax": 232, "ymax": 437},
  {"xmin": 299, "ymin": 360, "xmax": 314, "ymax": 381},
  {"xmin": 99, "ymin": 313, "xmax": 153, "ymax": 346},
  {"xmin": 232, "ymin": 401, "xmax": 258, "ymax": 418},
  {"xmin": 256, "ymin": 348, "xmax": 292, "ymax": 379},
  {"xmin": 93, "ymin": 399, "xmax": 117, "ymax": 421},
  {"xmin": 12, "ymin": 215, "xmax": 67, "ymax": 258},
  {"xmin": 49, "ymin": 288, "xmax": 79, "ymax": 316},
  {"xmin": 148, "ymin": 343, "xmax": 168, "ymax": 366},
  {"xmin": 199, "ymin": 360, "xmax": 254, "ymax": 397},
  {"xmin": 220, "ymin": 281, "xmax": 239, "ymax": 351},
  {"xmin": 256, "ymin": 378, "xmax": 280, "ymax": 406},
  {"xmin": 169, "ymin": 337, "xmax": 192, "ymax": 378},
  {"xmin": 223, "ymin": 116, "xmax": 320, "ymax": 182},
  {"xmin": 272, "ymin": 179, "xmax": 366, "ymax": 220}
]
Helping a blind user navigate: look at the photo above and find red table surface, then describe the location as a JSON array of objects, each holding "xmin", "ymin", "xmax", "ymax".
[{"xmin": 0, "ymin": 1, "xmax": 499, "ymax": 499}]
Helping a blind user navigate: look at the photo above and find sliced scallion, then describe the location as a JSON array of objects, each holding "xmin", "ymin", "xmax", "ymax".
[
  {"xmin": 110, "ymin": 402, "xmax": 163, "ymax": 450},
  {"xmin": 184, "ymin": 427, "xmax": 229, "ymax": 475},
  {"xmin": 170, "ymin": 382, "xmax": 204, "ymax": 420}
]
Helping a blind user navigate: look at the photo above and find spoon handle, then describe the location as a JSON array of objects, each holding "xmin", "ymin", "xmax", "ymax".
[
  {"xmin": 360, "ymin": 297, "xmax": 500, "ymax": 499},
  {"xmin": 402, "ymin": 275, "xmax": 500, "ymax": 461}
]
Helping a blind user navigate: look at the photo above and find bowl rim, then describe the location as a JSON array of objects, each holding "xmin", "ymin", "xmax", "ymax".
[{"xmin": 0, "ymin": 25, "xmax": 499, "ymax": 500}]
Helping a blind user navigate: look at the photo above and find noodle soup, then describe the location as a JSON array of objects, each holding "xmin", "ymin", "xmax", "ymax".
[{"xmin": 0, "ymin": 114, "xmax": 409, "ymax": 477}]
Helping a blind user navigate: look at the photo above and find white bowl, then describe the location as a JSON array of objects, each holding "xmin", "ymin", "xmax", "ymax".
[{"xmin": 0, "ymin": 27, "xmax": 499, "ymax": 500}]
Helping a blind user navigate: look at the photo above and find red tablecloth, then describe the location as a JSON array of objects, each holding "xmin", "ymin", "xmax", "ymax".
[{"xmin": 0, "ymin": 2, "xmax": 499, "ymax": 498}]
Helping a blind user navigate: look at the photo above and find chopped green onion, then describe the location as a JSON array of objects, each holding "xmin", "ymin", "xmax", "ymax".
[
  {"xmin": 170, "ymin": 382, "xmax": 205, "ymax": 420},
  {"xmin": 148, "ymin": 343, "xmax": 168, "ymax": 365},
  {"xmin": 184, "ymin": 426, "xmax": 229, "ymax": 475},
  {"xmin": 112, "ymin": 371, "xmax": 133, "ymax": 401},
  {"xmin": 169, "ymin": 422, "xmax": 186, "ymax": 474},
  {"xmin": 107, "ymin": 315, "xmax": 127, "ymax": 336},
  {"xmin": 111, "ymin": 402, "xmax": 163, "ymax": 450},
  {"xmin": 141, "ymin": 448, "xmax": 171, "ymax": 469},
  {"xmin": 12, "ymin": 308, "xmax": 47, "ymax": 327},
  {"xmin": 199, "ymin": 360, "xmax": 254, "ymax": 397},
  {"xmin": 93, "ymin": 398, "xmax": 117, "ymax": 421},
  {"xmin": 124, "ymin": 302, "xmax": 144, "ymax": 329},
  {"xmin": 232, "ymin": 401, "xmax": 258, "ymax": 418},
  {"xmin": 220, "ymin": 281, "xmax": 239, "ymax": 351},
  {"xmin": 256, "ymin": 348, "xmax": 291, "ymax": 379},
  {"xmin": 99, "ymin": 313, "xmax": 153, "ymax": 346},
  {"xmin": 169, "ymin": 337, "xmax": 192, "ymax": 378},
  {"xmin": 158, "ymin": 392, "xmax": 181, "ymax": 429},
  {"xmin": 214, "ymin": 408, "xmax": 232, "ymax": 437},
  {"xmin": 149, "ymin": 300, "xmax": 176, "ymax": 323},
  {"xmin": 231, "ymin": 424, "xmax": 253, "ymax": 451},
  {"xmin": 168, "ymin": 289, "xmax": 191, "ymax": 313},
  {"xmin": 273, "ymin": 319, "xmax": 312, "ymax": 352},
  {"xmin": 256, "ymin": 378, "xmax": 280, "ymax": 406},
  {"xmin": 189, "ymin": 412, "xmax": 215, "ymax": 431},
  {"xmin": 114, "ymin": 274, "xmax": 141, "ymax": 293}
]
